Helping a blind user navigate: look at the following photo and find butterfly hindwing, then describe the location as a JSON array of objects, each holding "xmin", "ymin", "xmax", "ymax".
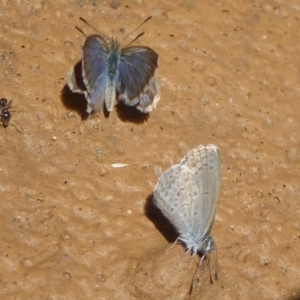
[
  {"xmin": 118, "ymin": 46, "xmax": 159, "ymax": 105},
  {"xmin": 180, "ymin": 145, "xmax": 220, "ymax": 237},
  {"xmin": 82, "ymin": 35, "xmax": 109, "ymax": 113},
  {"xmin": 134, "ymin": 77, "xmax": 160, "ymax": 113},
  {"xmin": 154, "ymin": 164, "xmax": 202, "ymax": 238}
]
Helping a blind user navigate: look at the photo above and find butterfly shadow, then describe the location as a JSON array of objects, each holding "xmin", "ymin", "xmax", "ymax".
[
  {"xmin": 115, "ymin": 101, "xmax": 150, "ymax": 124},
  {"xmin": 61, "ymin": 60, "xmax": 151, "ymax": 123},
  {"xmin": 144, "ymin": 193, "xmax": 178, "ymax": 243},
  {"xmin": 287, "ymin": 293, "xmax": 300, "ymax": 300},
  {"xmin": 61, "ymin": 61, "xmax": 89, "ymax": 120}
]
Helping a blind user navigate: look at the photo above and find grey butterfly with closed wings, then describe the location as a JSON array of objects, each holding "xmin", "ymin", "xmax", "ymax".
[{"xmin": 153, "ymin": 144, "xmax": 220, "ymax": 263}]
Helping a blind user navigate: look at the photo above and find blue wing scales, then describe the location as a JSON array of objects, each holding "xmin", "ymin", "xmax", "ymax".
[
  {"xmin": 118, "ymin": 46, "xmax": 158, "ymax": 102},
  {"xmin": 82, "ymin": 34, "xmax": 109, "ymax": 112}
]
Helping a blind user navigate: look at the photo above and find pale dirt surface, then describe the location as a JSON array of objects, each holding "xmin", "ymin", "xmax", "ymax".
[{"xmin": 0, "ymin": 0, "xmax": 300, "ymax": 299}]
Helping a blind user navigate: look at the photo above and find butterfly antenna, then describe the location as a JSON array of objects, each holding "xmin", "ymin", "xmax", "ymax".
[
  {"xmin": 215, "ymin": 246, "xmax": 219, "ymax": 281},
  {"xmin": 75, "ymin": 26, "xmax": 87, "ymax": 37},
  {"xmin": 122, "ymin": 16, "xmax": 152, "ymax": 41},
  {"xmin": 207, "ymin": 254, "xmax": 213, "ymax": 285},
  {"xmin": 79, "ymin": 17, "xmax": 109, "ymax": 39},
  {"xmin": 189, "ymin": 256, "xmax": 200, "ymax": 295},
  {"xmin": 123, "ymin": 32, "xmax": 144, "ymax": 48}
]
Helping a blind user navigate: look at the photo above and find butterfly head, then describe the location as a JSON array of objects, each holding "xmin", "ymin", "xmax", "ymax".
[
  {"xmin": 108, "ymin": 37, "xmax": 121, "ymax": 50},
  {"xmin": 198, "ymin": 235, "xmax": 215, "ymax": 256}
]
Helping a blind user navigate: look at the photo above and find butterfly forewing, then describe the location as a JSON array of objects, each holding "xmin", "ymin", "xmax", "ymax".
[
  {"xmin": 82, "ymin": 35, "xmax": 109, "ymax": 111},
  {"xmin": 119, "ymin": 46, "xmax": 158, "ymax": 101},
  {"xmin": 180, "ymin": 145, "xmax": 220, "ymax": 237},
  {"xmin": 154, "ymin": 164, "xmax": 203, "ymax": 238}
]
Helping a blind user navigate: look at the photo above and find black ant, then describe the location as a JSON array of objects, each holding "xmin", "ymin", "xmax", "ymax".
[
  {"xmin": 0, "ymin": 98, "xmax": 12, "ymax": 127},
  {"xmin": 1, "ymin": 98, "xmax": 22, "ymax": 133}
]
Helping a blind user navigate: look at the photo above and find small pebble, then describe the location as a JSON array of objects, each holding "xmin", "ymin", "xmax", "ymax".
[
  {"xmin": 100, "ymin": 167, "xmax": 108, "ymax": 176},
  {"xmin": 62, "ymin": 272, "xmax": 72, "ymax": 280},
  {"xmin": 96, "ymin": 148, "xmax": 103, "ymax": 155}
]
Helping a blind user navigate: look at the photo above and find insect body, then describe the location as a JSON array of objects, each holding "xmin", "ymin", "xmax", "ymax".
[
  {"xmin": 0, "ymin": 98, "xmax": 12, "ymax": 127},
  {"xmin": 67, "ymin": 17, "xmax": 160, "ymax": 115},
  {"xmin": 154, "ymin": 144, "xmax": 221, "ymax": 261}
]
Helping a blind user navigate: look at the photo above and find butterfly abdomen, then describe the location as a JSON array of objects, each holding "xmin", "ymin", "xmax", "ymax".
[
  {"xmin": 105, "ymin": 84, "xmax": 116, "ymax": 111},
  {"xmin": 105, "ymin": 42, "xmax": 121, "ymax": 111}
]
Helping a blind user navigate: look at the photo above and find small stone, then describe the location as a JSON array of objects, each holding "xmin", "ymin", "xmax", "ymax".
[
  {"xmin": 62, "ymin": 272, "xmax": 72, "ymax": 280},
  {"xmin": 100, "ymin": 167, "xmax": 108, "ymax": 176},
  {"xmin": 96, "ymin": 148, "xmax": 103, "ymax": 155}
]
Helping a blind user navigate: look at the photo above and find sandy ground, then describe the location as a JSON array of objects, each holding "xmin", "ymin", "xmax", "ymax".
[{"xmin": 1, "ymin": 0, "xmax": 300, "ymax": 299}]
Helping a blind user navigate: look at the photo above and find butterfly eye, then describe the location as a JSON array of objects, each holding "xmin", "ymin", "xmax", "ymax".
[{"xmin": 200, "ymin": 237, "xmax": 215, "ymax": 253}]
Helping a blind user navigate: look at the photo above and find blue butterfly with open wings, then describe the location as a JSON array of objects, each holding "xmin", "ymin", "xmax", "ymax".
[{"xmin": 67, "ymin": 17, "xmax": 160, "ymax": 115}]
